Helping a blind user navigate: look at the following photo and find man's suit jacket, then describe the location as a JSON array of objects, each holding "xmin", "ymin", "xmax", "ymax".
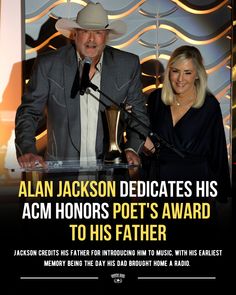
[{"xmin": 15, "ymin": 44, "xmax": 149, "ymax": 160}]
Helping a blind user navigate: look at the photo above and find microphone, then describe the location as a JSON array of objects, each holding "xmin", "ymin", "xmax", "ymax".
[{"xmin": 80, "ymin": 57, "xmax": 92, "ymax": 95}]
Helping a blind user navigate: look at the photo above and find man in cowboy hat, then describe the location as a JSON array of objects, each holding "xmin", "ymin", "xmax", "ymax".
[{"xmin": 15, "ymin": 2, "xmax": 150, "ymax": 169}]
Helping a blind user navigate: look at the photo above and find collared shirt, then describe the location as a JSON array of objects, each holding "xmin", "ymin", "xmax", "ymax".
[{"xmin": 77, "ymin": 52, "xmax": 103, "ymax": 165}]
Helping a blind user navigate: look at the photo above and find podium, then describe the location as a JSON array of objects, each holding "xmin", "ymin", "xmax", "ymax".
[{"xmin": 17, "ymin": 160, "xmax": 138, "ymax": 182}]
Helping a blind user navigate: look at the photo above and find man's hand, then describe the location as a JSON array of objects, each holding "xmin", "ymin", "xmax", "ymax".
[
  {"xmin": 17, "ymin": 153, "xmax": 47, "ymax": 169},
  {"xmin": 125, "ymin": 149, "xmax": 141, "ymax": 181},
  {"xmin": 125, "ymin": 150, "xmax": 141, "ymax": 166}
]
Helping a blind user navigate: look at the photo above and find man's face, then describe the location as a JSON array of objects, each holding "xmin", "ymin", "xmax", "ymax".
[{"xmin": 74, "ymin": 29, "xmax": 108, "ymax": 61}]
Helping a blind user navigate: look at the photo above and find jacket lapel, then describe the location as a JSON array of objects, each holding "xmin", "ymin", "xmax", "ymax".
[
  {"xmin": 100, "ymin": 46, "xmax": 117, "ymax": 110},
  {"xmin": 63, "ymin": 45, "xmax": 81, "ymax": 152}
]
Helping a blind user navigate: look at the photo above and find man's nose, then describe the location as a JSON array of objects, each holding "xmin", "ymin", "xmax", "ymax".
[{"xmin": 88, "ymin": 31, "xmax": 95, "ymax": 41}]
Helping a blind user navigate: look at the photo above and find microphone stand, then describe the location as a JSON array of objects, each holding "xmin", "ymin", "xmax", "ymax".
[{"xmin": 88, "ymin": 82, "xmax": 184, "ymax": 158}]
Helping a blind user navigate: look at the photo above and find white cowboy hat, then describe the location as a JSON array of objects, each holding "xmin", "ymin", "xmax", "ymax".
[{"xmin": 55, "ymin": 2, "xmax": 126, "ymax": 40}]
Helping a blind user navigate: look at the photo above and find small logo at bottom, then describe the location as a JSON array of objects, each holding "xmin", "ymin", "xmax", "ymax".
[{"xmin": 111, "ymin": 273, "xmax": 125, "ymax": 284}]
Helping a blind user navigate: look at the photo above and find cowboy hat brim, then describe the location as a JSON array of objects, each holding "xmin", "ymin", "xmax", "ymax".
[{"xmin": 55, "ymin": 18, "xmax": 126, "ymax": 40}]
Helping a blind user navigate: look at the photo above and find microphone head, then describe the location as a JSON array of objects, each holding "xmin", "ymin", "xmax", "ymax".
[{"xmin": 84, "ymin": 56, "xmax": 92, "ymax": 65}]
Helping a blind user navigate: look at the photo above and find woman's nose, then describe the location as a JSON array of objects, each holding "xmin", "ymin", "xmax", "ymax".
[{"xmin": 177, "ymin": 72, "xmax": 183, "ymax": 81}]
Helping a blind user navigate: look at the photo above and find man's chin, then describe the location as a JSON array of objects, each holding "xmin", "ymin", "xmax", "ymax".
[{"xmin": 84, "ymin": 50, "xmax": 99, "ymax": 58}]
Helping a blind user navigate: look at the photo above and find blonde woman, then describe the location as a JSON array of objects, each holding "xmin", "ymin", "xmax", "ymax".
[{"xmin": 144, "ymin": 45, "xmax": 230, "ymax": 202}]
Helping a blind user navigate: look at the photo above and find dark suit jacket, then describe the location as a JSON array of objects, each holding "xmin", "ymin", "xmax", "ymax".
[{"xmin": 15, "ymin": 44, "xmax": 149, "ymax": 160}]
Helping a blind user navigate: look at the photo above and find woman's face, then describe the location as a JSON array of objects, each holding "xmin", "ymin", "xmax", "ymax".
[{"xmin": 169, "ymin": 58, "xmax": 198, "ymax": 97}]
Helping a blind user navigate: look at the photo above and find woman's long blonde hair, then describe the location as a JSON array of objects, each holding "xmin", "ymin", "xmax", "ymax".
[{"xmin": 162, "ymin": 45, "xmax": 208, "ymax": 108}]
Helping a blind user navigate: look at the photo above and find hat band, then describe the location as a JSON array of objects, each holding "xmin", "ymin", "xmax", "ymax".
[{"xmin": 77, "ymin": 20, "xmax": 109, "ymax": 29}]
